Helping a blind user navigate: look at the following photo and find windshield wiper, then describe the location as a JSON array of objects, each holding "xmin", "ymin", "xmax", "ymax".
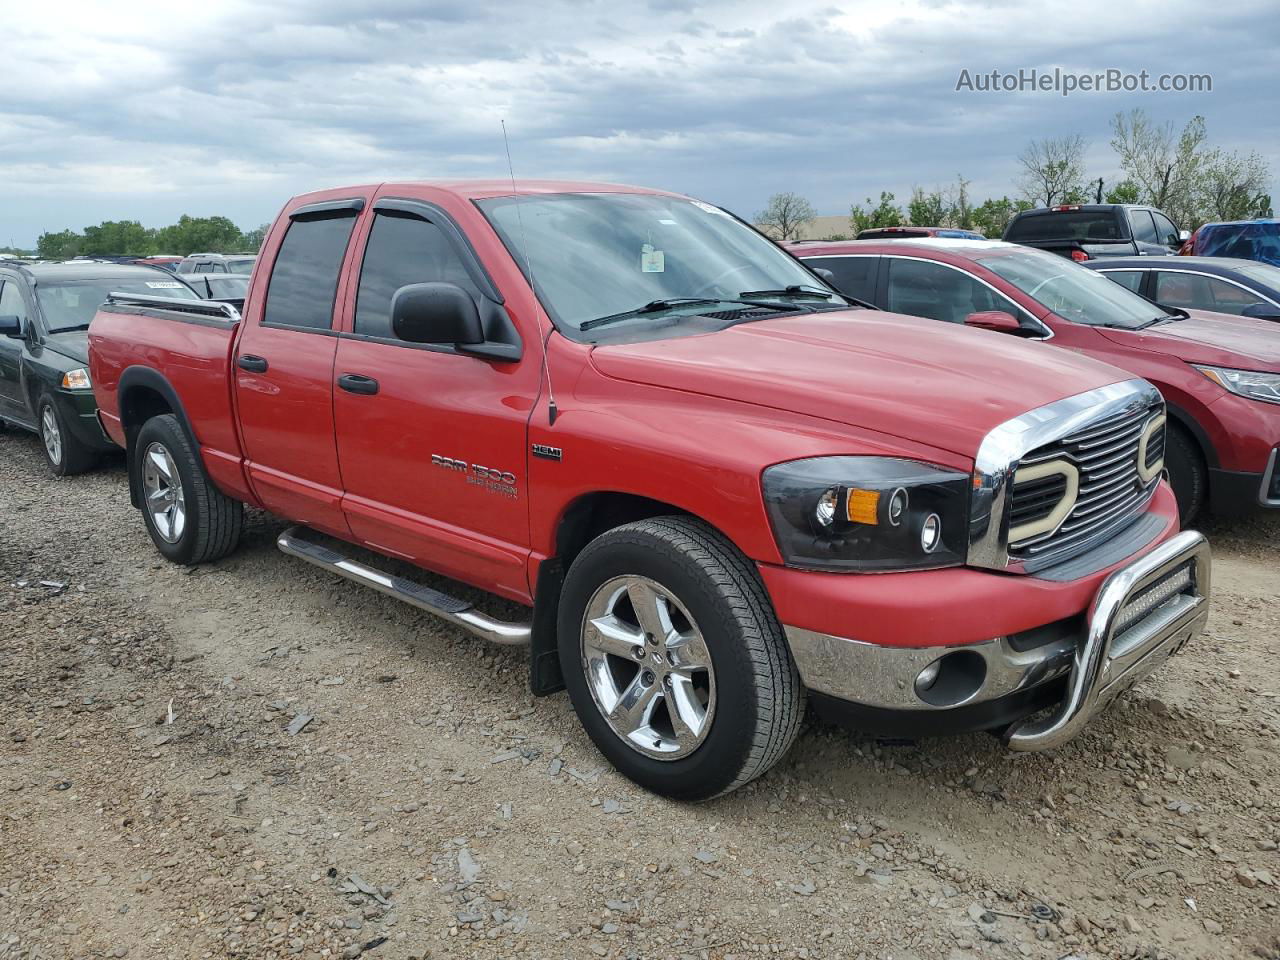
[
  {"xmin": 1139, "ymin": 314, "xmax": 1188, "ymax": 329},
  {"xmin": 580, "ymin": 297, "xmax": 797, "ymax": 332},
  {"xmin": 738, "ymin": 284, "xmax": 838, "ymax": 301},
  {"xmin": 49, "ymin": 323, "xmax": 91, "ymax": 333}
]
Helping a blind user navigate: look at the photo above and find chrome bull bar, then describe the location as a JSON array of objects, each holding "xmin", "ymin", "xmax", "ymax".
[{"xmin": 1005, "ymin": 529, "xmax": 1211, "ymax": 751}]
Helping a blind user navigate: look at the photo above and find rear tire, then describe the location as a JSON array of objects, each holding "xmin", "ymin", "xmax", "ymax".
[
  {"xmin": 558, "ymin": 516, "xmax": 803, "ymax": 801},
  {"xmin": 1164, "ymin": 422, "xmax": 1206, "ymax": 525},
  {"xmin": 38, "ymin": 394, "xmax": 96, "ymax": 477},
  {"xmin": 134, "ymin": 414, "xmax": 243, "ymax": 564}
]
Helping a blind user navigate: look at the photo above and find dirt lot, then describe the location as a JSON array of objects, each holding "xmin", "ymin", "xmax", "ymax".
[{"xmin": 1, "ymin": 427, "xmax": 1277, "ymax": 960}]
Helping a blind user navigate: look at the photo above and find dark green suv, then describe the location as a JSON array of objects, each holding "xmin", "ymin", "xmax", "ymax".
[{"xmin": 0, "ymin": 262, "xmax": 199, "ymax": 475}]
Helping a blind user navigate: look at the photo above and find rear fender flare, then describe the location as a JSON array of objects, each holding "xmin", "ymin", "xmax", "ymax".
[{"xmin": 117, "ymin": 366, "xmax": 204, "ymax": 508}]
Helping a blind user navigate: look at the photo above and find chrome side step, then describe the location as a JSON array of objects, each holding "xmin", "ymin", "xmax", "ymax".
[{"xmin": 276, "ymin": 526, "xmax": 532, "ymax": 646}]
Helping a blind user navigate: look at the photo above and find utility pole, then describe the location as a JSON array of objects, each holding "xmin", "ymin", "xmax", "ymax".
[{"xmin": 1095, "ymin": 178, "xmax": 1104, "ymax": 204}]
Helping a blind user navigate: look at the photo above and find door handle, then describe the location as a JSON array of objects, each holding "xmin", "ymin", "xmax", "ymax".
[
  {"xmin": 237, "ymin": 354, "xmax": 269, "ymax": 373},
  {"xmin": 338, "ymin": 373, "xmax": 379, "ymax": 395}
]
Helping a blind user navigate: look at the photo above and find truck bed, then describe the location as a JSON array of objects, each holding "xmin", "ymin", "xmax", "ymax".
[{"xmin": 88, "ymin": 293, "xmax": 251, "ymax": 501}]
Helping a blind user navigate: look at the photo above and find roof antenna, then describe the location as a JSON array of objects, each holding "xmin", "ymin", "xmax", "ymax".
[{"xmin": 502, "ymin": 119, "xmax": 558, "ymax": 426}]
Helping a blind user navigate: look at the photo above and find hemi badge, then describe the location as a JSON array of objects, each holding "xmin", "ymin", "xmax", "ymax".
[{"xmin": 532, "ymin": 444, "xmax": 563, "ymax": 462}]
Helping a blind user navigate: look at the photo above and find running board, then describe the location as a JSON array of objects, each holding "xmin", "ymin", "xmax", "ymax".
[{"xmin": 276, "ymin": 526, "xmax": 532, "ymax": 646}]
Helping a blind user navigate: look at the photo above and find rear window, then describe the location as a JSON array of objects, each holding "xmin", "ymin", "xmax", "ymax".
[
  {"xmin": 1005, "ymin": 211, "xmax": 1122, "ymax": 243},
  {"xmin": 262, "ymin": 214, "xmax": 358, "ymax": 330}
]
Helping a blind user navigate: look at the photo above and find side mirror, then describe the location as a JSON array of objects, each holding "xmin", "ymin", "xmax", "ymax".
[
  {"xmin": 0, "ymin": 314, "xmax": 21, "ymax": 338},
  {"xmin": 811, "ymin": 267, "xmax": 837, "ymax": 285},
  {"xmin": 1241, "ymin": 302, "xmax": 1280, "ymax": 322},
  {"xmin": 964, "ymin": 310, "xmax": 1022, "ymax": 334},
  {"xmin": 391, "ymin": 283, "xmax": 484, "ymax": 346}
]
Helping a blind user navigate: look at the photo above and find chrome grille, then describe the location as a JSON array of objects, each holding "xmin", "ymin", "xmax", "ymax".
[{"xmin": 1008, "ymin": 401, "xmax": 1164, "ymax": 563}]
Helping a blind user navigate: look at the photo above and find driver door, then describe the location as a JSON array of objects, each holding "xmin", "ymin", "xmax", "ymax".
[
  {"xmin": 0, "ymin": 278, "xmax": 32, "ymax": 423},
  {"xmin": 332, "ymin": 201, "xmax": 541, "ymax": 603}
]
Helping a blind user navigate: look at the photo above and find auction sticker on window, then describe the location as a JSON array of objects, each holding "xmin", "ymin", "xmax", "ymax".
[{"xmin": 145, "ymin": 281, "xmax": 184, "ymax": 288}]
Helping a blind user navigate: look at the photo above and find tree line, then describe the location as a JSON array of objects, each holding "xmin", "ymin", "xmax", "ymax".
[
  {"xmin": 757, "ymin": 109, "xmax": 1273, "ymax": 240},
  {"xmin": 33, "ymin": 216, "xmax": 271, "ymax": 260}
]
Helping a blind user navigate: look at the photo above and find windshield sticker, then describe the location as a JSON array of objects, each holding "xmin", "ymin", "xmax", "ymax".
[
  {"xmin": 145, "ymin": 281, "xmax": 183, "ymax": 288},
  {"xmin": 640, "ymin": 244, "xmax": 665, "ymax": 273},
  {"xmin": 690, "ymin": 199, "xmax": 731, "ymax": 217}
]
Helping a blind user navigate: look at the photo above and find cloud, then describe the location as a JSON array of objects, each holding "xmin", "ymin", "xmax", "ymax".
[{"xmin": 0, "ymin": 0, "xmax": 1273, "ymax": 245}]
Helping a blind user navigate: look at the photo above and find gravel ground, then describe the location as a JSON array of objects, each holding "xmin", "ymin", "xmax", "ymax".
[{"xmin": 1, "ymin": 425, "xmax": 1278, "ymax": 960}]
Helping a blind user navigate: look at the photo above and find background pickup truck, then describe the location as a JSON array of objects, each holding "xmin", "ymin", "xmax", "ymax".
[
  {"xmin": 1004, "ymin": 203, "xmax": 1188, "ymax": 261},
  {"xmin": 89, "ymin": 180, "xmax": 1211, "ymax": 800}
]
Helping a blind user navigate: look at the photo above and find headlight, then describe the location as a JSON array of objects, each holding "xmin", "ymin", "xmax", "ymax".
[
  {"xmin": 762, "ymin": 457, "xmax": 970, "ymax": 571},
  {"xmin": 61, "ymin": 368, "xmax": 91, "ymax": 390},
  {"xmin": 1194, "ymin": 365, "xmax": 1280, "ymax": 405}
]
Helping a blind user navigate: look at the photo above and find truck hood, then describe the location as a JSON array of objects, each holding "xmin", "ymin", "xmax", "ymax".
[
  {"xmin": 43, "ymin": 331, "xmax": 89, "ymax": 365},
  {"xmin": 590, "ymin": 310, "xmax": 1129, "ymax": 457},
  {"xmin": 1098, "ymin": 310, "xmax": 1280, "ymax": 370}
]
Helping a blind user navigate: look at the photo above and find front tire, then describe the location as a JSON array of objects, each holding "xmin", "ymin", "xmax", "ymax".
[
  {"xmin": 37, "ymin": 394, "xmax": 96, "ymax": 477},
  {"xmin": 133, "ymin": 414, "xmax": 243, "ymax": 564},
  {"xmin": 1165, "ymin": 422, "xmax": 1206, "ymax": 524},
  {"xmin": 558, "ymin": 517, "xmax": 803, "ymax": 801}
]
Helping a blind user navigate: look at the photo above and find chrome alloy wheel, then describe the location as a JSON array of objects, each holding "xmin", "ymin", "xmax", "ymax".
[
  {"xmin": 581, "ymin": 575, "xmax": 717, "ymax": 760},
  {"xmin": 40, "ymin": 406, "xmax": 62, "ymax": 465},
  {"xmin": 142, "ymin": 441, "xmax": 186, "ymax": 543}
]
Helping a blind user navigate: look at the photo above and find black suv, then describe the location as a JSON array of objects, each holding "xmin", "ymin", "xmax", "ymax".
[
  {"xmin": 0, "ymin": 262, "xmax": 199, "ymax": 474},
  {"xmin": 1004, "ymin": 204, "xmax": 1187, "ymax": 261}
]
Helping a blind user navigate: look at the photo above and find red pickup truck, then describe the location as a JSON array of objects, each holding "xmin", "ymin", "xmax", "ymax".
[{"xmin": 89, "ymin": 181, "xmax": 1211, "ymax": 800}]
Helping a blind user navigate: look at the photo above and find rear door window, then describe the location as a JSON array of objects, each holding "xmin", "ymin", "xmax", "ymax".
[
  {"xmin": 804, "ymin": 256, "xmax": 878, "ymax": 302},
  {"xmin": 353, "ymin": 212, "xmax": 481, "ymax": 340},
  {"xmin": 262, "ymin": 214, "xmax": 358, "ymax": 330},
  {"xmin": 1130, "ymin": 211, "xmax": 1159, "ymax": 245},
  {"xmin": 1153, "ymin": 271, "xmax": 1214, "ymax": 310},
  {"xmin": 1152, "ymin": 212, "xmax": 1180, "ymax": 247}
]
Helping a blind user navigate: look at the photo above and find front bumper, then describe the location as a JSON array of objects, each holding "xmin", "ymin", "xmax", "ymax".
[
  {"xmin": 59, "ymin": 389, "xmax": 117, "ymax": 452},
  {"xmin": 782, "ymin": 530, "xmax": 1211, "ymax": 749},
  {"xmin": 1210, "ymin": 447, "xmax": 1280, "ymax": 512}
]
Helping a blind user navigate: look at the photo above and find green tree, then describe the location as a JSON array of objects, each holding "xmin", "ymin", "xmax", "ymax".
[
  {"xmin": 970, "ymin": 197, "xmax": 1032, "ymax": 238},
  {"xmin": 37, "ymin": 229, "xmax": 84, "ymax": 259},
  {"xmin": 239, "ymin": 223, "xmax": 271, "ymax": 251},
  {"xmin": 1109, "ymin": 110, "xmax": 1207, "ymax": 225},
  {"xmin": 946, "ymin": 176, "xmax": 974, "ymax": 230},
  {"xmin": 850, "ymin": 191, "xmax": 903, "ymax": 233},
  {"xmin": 1104, "ymin": 180, "xmax": 1141, "ymax": 204},
  {"xmin": 81, "ymin": 220, "xmax": 154, "ymax": 256},
  {"xmin": 907, "ymin": 188, "xmax": 947, "ymax": 227},
  {"xmin": 156, "ymin": 215, "xmax": 247, "ymax": 255}
]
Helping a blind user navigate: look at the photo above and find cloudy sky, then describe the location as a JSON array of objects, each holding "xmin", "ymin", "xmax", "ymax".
[{"xmin": 0, "ymin": 0, "xmax": 1274, "ymax": 246}]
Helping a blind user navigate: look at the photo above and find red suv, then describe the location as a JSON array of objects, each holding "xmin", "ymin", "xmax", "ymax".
[{"xmin": 789, "ymin": 239, "xmax": 1280, "ymax": 521}]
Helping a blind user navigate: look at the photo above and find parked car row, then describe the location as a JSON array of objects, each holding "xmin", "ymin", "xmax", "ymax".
[
  {"xmin": 789, "ymin": 236, "xmax": 1279, "ymax": 522},
  {"xmin": 0, "ymin": 261, "xmax": 252, "ymax": 473},
  {"xmin": 5, "ymin": 179, "xmax": 1270, "ymax": 802}
]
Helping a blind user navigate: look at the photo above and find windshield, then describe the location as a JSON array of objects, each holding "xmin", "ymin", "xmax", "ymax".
[
  {"xmin": 226, "ymin": 258, "xmax": 256, "ymax": 274},
  {"xmin": 477, "ymin": 192, "xmax": 830, "ymax": 335},
  {"xmin": 978, "ymin": 248, "xmax": 1166, "ymax": 329},
  {"xmin": 37, "ymin": 278, "xmax": 198, "ymax": 333}
]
